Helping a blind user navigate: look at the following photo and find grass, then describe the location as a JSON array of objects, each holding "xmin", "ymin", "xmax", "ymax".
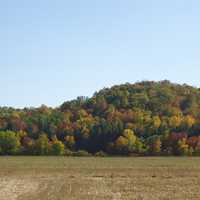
[{"xmin": 0, "ymin": 157, "xmax": 200, "ymax": 200}]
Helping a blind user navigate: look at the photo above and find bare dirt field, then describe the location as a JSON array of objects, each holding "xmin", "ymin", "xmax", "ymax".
[{"xmin": 0, "ymin": 157, "xmax": 200, "ymax": 200}]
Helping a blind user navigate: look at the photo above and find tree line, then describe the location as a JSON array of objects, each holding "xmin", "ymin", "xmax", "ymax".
[{"xmin": 1, "ymin": 80, "xmax": 200, "ymax": 156}]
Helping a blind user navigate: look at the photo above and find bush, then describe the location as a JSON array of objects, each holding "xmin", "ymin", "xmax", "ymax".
[
  {"xmin": 64, "ymin": 149, "xmax": 73, "ymax": 156},
  {"xmin": 94, "ymin": 151, "xmax": 107, "ymax": 157},
  {"xmin": 72, "ymin": 150, "xmax": 92, "ymax": 157}
]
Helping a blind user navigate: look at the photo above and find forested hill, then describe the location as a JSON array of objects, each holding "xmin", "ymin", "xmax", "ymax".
[{"xmin": 1, "ymin": 80, "xmax": 200, "ymax": 156}]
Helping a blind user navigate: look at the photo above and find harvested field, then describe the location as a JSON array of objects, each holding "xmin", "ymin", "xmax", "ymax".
[{"xmin": 0, "ymin": 157, "xmax": 200, "ymax": 200}]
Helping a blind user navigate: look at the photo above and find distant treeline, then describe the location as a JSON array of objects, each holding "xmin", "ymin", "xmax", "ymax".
[{"xmin": 1, "ymin": 80, "xmax": 200, "ymax": 156}]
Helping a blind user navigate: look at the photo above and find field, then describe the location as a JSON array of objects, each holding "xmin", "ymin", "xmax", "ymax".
[{"xmin": 0, "ymin": 157, "xmax": 200, "ymax": 200}]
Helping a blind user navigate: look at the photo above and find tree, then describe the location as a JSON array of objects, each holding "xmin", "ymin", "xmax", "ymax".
[
  {"xmin": 177, "ymin": 138, "xmax": 189, "ymax": 156},
  {"xmin": 35, "ymin": 134, "xmax": 50, "ymax": 155},
  {"xmin": 152, "ymin": 116, "xmax": 161, "ymax": 129},
  {"xmin": 114, "ymin": 129, "xmax": 138, "ymax": 154},
  {"xmin": 0, "ymin": 131, "xmax": 21, "ymax": 155},
  {"xmin": 1, "ymin": 81, "xmax": 200, "ymax": 156},
  {"xmin": 65, "ymin": 135, "xmax": 76, "ymax": 150},
  {"xmin": 21, "ymin": 136, "xmax": 35, "ymax": 155},
  {"xmin": 147, "ymin": 136, "xmax": 162, "ymax": 155},
  {"xmin": 182, "ymin": 115, "xmax": 195, "ymax": 130},
  {"xmin": 169, "ymin": 116, "xmax": 182, "ymax": 129},
  {"xmin": 50, "ymin": 137, "xmax": 65, "ymax": 155}
]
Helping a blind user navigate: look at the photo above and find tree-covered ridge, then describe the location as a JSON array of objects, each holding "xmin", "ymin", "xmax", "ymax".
[{"xmin": 1, "ymin": 80, "xmax": 200, "ymax": 156}]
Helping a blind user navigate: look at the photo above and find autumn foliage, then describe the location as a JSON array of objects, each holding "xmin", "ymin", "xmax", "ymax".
[{"xmin": 0, "ymin": 81, "xmax": 200, "ymax": 156}]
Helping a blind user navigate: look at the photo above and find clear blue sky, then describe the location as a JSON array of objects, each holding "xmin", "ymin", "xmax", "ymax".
[{"xmin": 0, "ymin": 0, "xmax": 200, "ymax": 108}]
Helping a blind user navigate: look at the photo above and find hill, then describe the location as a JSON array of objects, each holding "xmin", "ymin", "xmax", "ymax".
[{"xmin": 0, "ymin": 80, "xmax": 200, "ymax": 156}]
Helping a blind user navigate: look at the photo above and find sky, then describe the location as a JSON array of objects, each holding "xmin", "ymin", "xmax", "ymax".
[{"xmin": 0, "ymin": 0, "xmax": 200, "ymax": 108}]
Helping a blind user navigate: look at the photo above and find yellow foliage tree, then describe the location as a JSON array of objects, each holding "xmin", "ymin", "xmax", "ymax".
[
  {"xmin": 114, "ymin": 129, "xmax": 137, "ymax": 154},
  {"xmin": 65, "ymin": 135, "xmax": 75, "ymax": 149},
  {"xmin": 182, "ymin": 115, "xmax": 195, "ymax": 129},
  {"xmin": 169, "ymin": 116, "xmax": 182, "ymax": 128}
]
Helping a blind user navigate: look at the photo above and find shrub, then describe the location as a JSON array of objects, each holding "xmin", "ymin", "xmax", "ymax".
[
  {"xmin": 72, "ymin": 150, "xmax": 92, "ymax": 157},
  {"xmin": 64, "ymin": 149, "xmax": 73, "ymax": 156},
  {"xmin": 94, "ymin": 151, "xmax": 107, "ymax": 157}
]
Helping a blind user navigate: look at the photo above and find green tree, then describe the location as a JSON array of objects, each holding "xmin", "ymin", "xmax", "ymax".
[
  {"xmin": 0, "ymin": 131, "xmax": 21, "ymax": 155},
  {"xmin": 35, "ymin": 134, "xmax": 50, "ymax": 155},
  {"xmin": 147, "ymin": 136, "xmax": 162, "ymax": 155}
]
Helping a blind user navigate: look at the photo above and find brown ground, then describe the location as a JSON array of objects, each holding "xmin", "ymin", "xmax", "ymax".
[{"xmin": 0, "ymin": 157, "xmax": 200, "ymax": 200}]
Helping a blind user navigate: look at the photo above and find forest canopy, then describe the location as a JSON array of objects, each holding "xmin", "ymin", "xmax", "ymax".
[{"xmin": 1, "ymin": 80, "xmax": 200, "ymax": 156}]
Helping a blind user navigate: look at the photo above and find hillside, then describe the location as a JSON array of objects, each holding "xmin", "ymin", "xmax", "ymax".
[{"xmin": 0, "ymin": 80, "xmax": 200, "ymax": 156}]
